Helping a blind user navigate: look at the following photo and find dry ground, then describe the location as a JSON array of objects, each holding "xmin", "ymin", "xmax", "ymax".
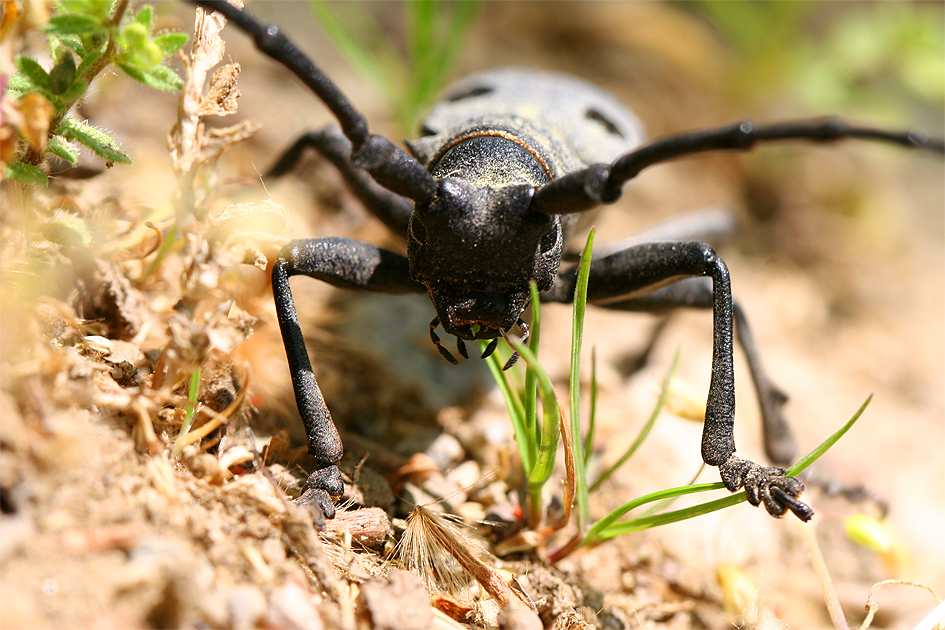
[{"xmin": 2, "ymin": 2, "xmax": 943, "ymax": 629}]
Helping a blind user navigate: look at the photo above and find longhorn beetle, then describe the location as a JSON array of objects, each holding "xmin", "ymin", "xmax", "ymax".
[{"xmin": 188, "ymin": 1, "xmax": 944, "ymax": 524}]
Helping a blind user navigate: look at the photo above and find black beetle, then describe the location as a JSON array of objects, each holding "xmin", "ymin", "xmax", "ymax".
[{"xmin": 186, "ymin": 1, "xmax": 944, "ymax": 525}]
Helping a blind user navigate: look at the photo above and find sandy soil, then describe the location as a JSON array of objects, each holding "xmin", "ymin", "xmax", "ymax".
[{"xmin": 2, "ymin": 2, "xmax": 943, "ymax": 629}]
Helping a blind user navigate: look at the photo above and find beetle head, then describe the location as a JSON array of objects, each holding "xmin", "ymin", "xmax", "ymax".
[{"xmin": 408, "ymin": 178, "xmax": 563, "ymax": 341}]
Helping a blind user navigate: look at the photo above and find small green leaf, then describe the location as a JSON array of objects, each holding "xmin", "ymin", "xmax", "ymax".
[
  {"xmin": 133, "ymin": 5, "xmax": 154, "ymax": 29},
  {"xmin": 49, "ymin": 53, "xmax": 78, "ymax": 95},
  {"xmin": 48, "ymin": 136, "xmax": 79, "ymax": 163},
  {"xmin": 55, "ymin": 33, "xmax": 87, "ymax": 57},
  {"xmin": 58, "ymin": 79, "xmax": 89, "ymax": 102},
  {"xmin": 59, "ymin": 0, "xmax": 111, "ymax": 21},
  {"xmin": 14, "ymin": 56, "xmax": 50, "ymax": 90},
  {"xmin": 6, "ymin": 162, "xmax": 49, "ymax": 186},
  {"xmin": 56, "ymin": 118, "xmax": 131, "ymax": 164},
  {"xmin": 116, "ymin": 61, "xmax": 183, "ymax": 91},
  {"xmin": 43, "ymin": 13, "xmax": 108, "ymax": 36},
  {"xmin": 152, "ymin": 32, "xmax": 189, "ymax": 57}
]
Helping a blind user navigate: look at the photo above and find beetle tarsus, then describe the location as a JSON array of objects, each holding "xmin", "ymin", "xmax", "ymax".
[{"xmin": 719, "ymin": 455, "xmax": 812, "ymax": 521}]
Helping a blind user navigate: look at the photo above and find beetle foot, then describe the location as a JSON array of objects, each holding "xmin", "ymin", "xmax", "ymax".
[
  {"xmin": 719, "ymin": 455, "xmax": 813, "ymax": 521},
  {"xmin": 296, "ymin": 464, "xmax": 344, "ymax": 526}
]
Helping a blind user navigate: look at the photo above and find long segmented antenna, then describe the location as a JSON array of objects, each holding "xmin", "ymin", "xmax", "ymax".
[
  {"xmin": 188, "ymin": 1, "xmax": 436, "ymax": 203},
  {"xmin": 531, "ymin": 118, "xmax": 945, "ymax": 216}
]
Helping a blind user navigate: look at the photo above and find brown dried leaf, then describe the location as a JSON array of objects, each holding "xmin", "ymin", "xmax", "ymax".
[
  {"xmin": 17, "ymin": 91, "xmax": 54, "ymax": 152},
  {"xmin": 198, "ymin": 63, "xmax": 241, "ymax": 117},
  {"xmin": 0, "ymin": 123, "xmax": 17, "ymax": 165},
  {"xmin": 170, "ymin": 0, "xmax": 250, "ymax": 177},
  {"xmin": 201, "ymin": 117, "xmax": 261, "ymax": 161},
  {"xmin": 0, "ymin": 0, "xmax": 22, "ymax": 42},
  {"xmin": 1, "ymin": 92, "xmax": 55, "ymax": 155}
]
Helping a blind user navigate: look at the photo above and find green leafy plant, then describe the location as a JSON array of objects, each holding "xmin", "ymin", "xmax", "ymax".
[{"xmin": 5, "ymin": 0, "xmax": 187, "ymax": 185}]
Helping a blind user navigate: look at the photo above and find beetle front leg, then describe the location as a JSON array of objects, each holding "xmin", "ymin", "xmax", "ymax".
[
  {"xmin": 547, "ymin": 241, "xmax": 812, "ymax": 521},
  {"xmin": 595, "ymin": 277, "xmax": 796, "ymax": 467},
  {"xmin": 271, "ymin": 238, "xmax": 425, "ymax": 522}
]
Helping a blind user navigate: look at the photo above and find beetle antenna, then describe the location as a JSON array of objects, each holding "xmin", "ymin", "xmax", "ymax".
[
  {"xmin": 530, "ymin": 119, "xmax": 944, "ymax": 216},
  {"xmin": 457, "ymin": 338, "xmax": 469, "ymax": 360},
  {"xmin": 430, "ymin": 317, "xmax": 459, "ymax": 365},
  {"xmin": 188, "ymin": 1, "xmax": 436, "ymax": 203},
  {"xmin": 607, "ymin": 119, "xmax": 945, "ymax": 190}
]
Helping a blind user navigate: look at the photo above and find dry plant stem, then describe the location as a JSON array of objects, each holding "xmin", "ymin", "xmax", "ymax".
[
  {"xmin": 798, "ymin": 517, "xmax": 849, "ymax": 630},
  {"xmin": 861, "ymin": 580, "xmax": 943, "ymax": 630},
  {"xmin": 170, "ymin": 3, "xmax": 228, "ymax": 225},
  {"xmin": 322, "ymin": 507, "xmax": 391, "ymax": 548}
]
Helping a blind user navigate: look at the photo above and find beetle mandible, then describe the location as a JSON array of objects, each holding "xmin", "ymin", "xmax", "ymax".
[{"xmin": 187, "ymin": 1, "xmax": 945, "ymax": 524}]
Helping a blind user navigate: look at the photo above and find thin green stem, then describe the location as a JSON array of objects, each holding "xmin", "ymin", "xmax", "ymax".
[{"xmin": 589, "ymin": 349, "xmax": 679, "ymax": 493}]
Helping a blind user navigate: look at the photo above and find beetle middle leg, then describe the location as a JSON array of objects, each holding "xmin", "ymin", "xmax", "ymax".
[
  {"xmin": 545, "ymin": 240, "xmax": 812, "ymax": 520},
  {"xmin": 272, "ymin": 237, "xmax": 425, "ymax": 520},
  {"xmin": 266, "ymin": 126, "xmax": 414, "ymax": 237}
]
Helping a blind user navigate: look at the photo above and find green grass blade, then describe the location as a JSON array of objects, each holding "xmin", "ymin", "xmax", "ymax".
[
  {"xmin": 583, "ymin": 394, "xmax": 872, "ymax": 545},
  {"xmin": 482, "ymin": 343, "xmax": 532, "ymax": 475},
  {"xmin": 307, "ymin": 0, "xmax": 403, "ymax": 115},
  {"xmin": 524, "ymin": 282, "xmax": 541, "ymax": 455},
  {"xmin": 509, "ymin": 341, "xmax": 562, "ymax": 514},
  {"xmin": 570, "ymin": 228, "xmax": 594, "ymax": 527},
  {"xmin": 584, "ymin": 482, "xmax": 725, "ymax": 544},
  {"xmin": 406, "ymin": 0, "xmax": 478, "ymax": 124},
  {"xmin": 583, "ymin": 346, "xmax": 598, "ymax": 459},
  {"xmin": 785, "ymin": 394, "xmax": 872, "ymax": 477},
  {"xmin": 589, "ymin": 349, "xmax": 680, "ymax": 493},
  {"xmin": 171, "ymin": 366, "xmax": 202, "ymax": 457}
]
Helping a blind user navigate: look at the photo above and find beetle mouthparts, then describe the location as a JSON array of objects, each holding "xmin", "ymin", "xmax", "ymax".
[{"xmin": 428, "ymin": 316, "xmax": 530, "ymax": 371}]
